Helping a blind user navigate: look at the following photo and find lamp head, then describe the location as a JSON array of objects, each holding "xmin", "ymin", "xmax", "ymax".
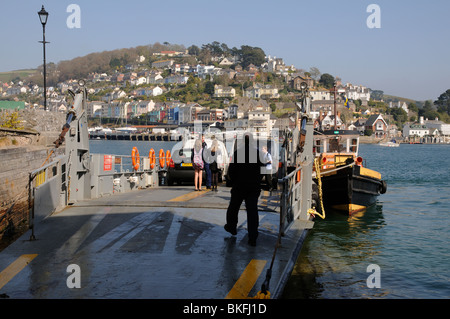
[{"xmin": 38, "ymin": 5, "xmax": 48, "ymax": 26}]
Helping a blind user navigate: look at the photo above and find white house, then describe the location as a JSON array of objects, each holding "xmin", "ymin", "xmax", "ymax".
[
  {"xmin": 219, "ymin": 58, "xmax": 234, "ymax": 66},
  {"xmin": 196, "ymin": 65, "xmax": 215, "ymax": 79},
  {"xmin": 315, "ymin": 111, "xmax": 344, "ymax": 131},
  {"xmin": 345, "ymin": 84, "xmax": 371, "ymax": 102},
  {"xmin": 310, "ymin": 89, "xmax": 331, "ymax": 101},
  {"xmin": 147, "ymin": 72, "xmax": 164, "ymax": 84},
  {"xmin": 135, "ymin": 100, "xmax": 155, "ymax": 116},
  {"xmin": 244, "ymin": 83, "xmax": 279, "ymax": 99},
  {"xmin": 389, "ymin": 101, "xmax": 409, "ymax": 113},
  {"xmin": 102, "ymin": 89, "xmax": 127, "ymax": 102},
  {"xmin": 132, "ymin": 76, "xmax": 147, "ymax": 86},
  {"xmin": 145, "ymin": 86, "xmax": 163, "ymax": 97},
  {"xmin": 213, "ymin": 85, "xmax": 236, "ymax": 98},
  {"xmin": 403, "ymin": 123, "xmax": 429, "ymax": 137},
  {"xmin": 248, "ymin": 110, "xmax": 272, "ymax": 134},
  {"xmin": 424, "ymin": 118, "xmax": 450, "ymax": 136},
  {"xmin": 164, "ymin": 75, "xmax": 189, "ymax": 84}
]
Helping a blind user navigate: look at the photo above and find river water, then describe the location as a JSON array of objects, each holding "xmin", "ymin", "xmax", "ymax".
[
  {"xmin": 282, "ymin": 143, "xmax": 450, "ymax": 299},
  {"xmin": 89, "ymin": 140, "xmax": 450, "ymax": 299}
]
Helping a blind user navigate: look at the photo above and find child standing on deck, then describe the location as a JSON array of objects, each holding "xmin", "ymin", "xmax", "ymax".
[
  {"xmin": 209, "ymin": 140, "xmax": 221, "ymax": 191},
  {"xmin": 192, "ymin": 138, "xmax": 204, "ymax": 191}
]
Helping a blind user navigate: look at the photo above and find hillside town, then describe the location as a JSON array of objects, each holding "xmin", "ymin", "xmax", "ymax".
[{"xmin": 1, "ymin": 48, "xmax": 449, "ymax": 143}]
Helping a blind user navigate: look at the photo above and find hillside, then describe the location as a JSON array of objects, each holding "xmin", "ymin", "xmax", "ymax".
[
  {"xmin": 0, "ymin": 69, "xmax": 37, "ymax": 82},
  {"xmin": 383, "ymin": 94, "xmax": 418, "ymax": 104}
]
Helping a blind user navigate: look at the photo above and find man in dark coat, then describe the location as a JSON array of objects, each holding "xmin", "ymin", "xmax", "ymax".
[{"xmin": 224, "ymin": 133, "xmax": 264, "ymax": 246}]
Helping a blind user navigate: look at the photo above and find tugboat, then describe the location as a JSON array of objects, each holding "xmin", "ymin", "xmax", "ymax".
[
  {"xmin": 313, "ymin": 129, "xmax": 387, "ymax": 215},
  {"xmin": 312, "ymin": 85, "xmax": 387, "ymax": 215}
]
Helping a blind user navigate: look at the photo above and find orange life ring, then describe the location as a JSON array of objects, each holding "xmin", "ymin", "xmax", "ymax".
[
  {"xmin": 149, "ymin": 148, "xmax": 156, "ymax": 169},
  {"xmin": 159, "ymin": 149, "xmax": 165, "ymax": 168},
  {"xmin": 131, "ymin": 147, "xmax": 140, "ymax": 170},
  {"xmin": 166, "ymin": 149, "xmax": 171, "ymax": 165}
]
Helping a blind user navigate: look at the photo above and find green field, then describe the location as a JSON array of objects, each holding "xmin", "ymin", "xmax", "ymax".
[{"xmin": 0, "ymin": 69, "xmax": 37, "ymax": 82}]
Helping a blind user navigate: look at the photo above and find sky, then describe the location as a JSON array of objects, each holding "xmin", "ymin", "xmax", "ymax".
[{"xmin": 1, "ymin": 0, "xmax": 449, "ymax": 101}]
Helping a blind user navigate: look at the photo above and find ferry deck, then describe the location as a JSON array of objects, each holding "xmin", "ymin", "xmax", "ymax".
[{"xmin": 0, "ymin": 185, "xmax": 312, "ymax": 299}]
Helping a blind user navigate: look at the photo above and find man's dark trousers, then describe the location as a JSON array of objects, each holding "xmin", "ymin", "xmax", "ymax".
[
  {"xmin": 204, "ymin": 162, "xmax": 211, "ymax": 187},
  {"xmin": 226, "ymin": 187, "xmax": 261, "ymax": 241}
]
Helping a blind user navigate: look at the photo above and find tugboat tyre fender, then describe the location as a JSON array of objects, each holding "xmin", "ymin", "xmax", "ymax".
[
  {"xmin": 380, "ymin": 180, "xmax": 387, "ymax": 194},
  {"xmin": 311, "ymin": 182, "xmax": 321, "ymax": 213}
]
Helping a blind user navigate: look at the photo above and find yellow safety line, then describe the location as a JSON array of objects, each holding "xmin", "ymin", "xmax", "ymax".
[
  {"xmin": 225, "ymin": 259, "xmax": 267, "ymax": 299},
  {"xmin": 167, "ymin": 189, "xmax": 211, "ymax": 202},
  {"xmin": 0, "ymin": 254, "xmax": 38, "ymax": 290}
]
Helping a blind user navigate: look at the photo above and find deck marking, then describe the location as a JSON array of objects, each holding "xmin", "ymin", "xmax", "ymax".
[
  {"xmin": 0, "ymin": 254, "xmax": 38, "ymax": 290},
  {"xmin": 167, "ymin": 189, "xmax": 211, "ymax": 202},
  {"xmin": 225, "ymin": 259, "xmax": 267, "ymax": 299}
]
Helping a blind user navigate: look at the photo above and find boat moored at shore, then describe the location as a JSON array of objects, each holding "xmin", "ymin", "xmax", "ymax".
[{"xmin": 313, "ymin": 129, "xmax": 387, "ymax": 215}]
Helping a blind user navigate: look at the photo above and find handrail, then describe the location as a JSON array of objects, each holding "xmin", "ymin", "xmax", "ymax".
[{"xmin": 29, "ymin": 155, "xmax": 65, "ymax": 179}]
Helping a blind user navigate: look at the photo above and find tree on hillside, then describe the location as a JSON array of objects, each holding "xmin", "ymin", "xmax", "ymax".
[
  {"xmin": 408, "ymin": 102, "xmax": 418, "ymax": 113},
  {"xmin": 319, "ymin": 73, "xmax": 335, "ymax": 89},
  {"xmin": 370, "ymin": 90, "xmax": 384, "ymax": 101},
  {"xmin": 188, "ymin": 45, "xmax": 200, "ymax": 56},
  {"xmin": 309, "ymin": 67, "xmax": 321, "ymax": 81},
  {"xmin": 434, "ymin": 89, "xmax": 450, "ymax": 116},
  {"xmin": 239, "ymin": 45, "xmax": 265, "ymax": 69},
  {"xmin": 419, "ymin": 100, "xmax": 440, "ymax": 120},
  {"xmin": 388, "ymin": 107, "xmax": 408, "ymax": 125}
]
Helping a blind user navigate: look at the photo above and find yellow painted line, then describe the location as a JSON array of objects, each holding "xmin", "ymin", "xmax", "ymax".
[
  {"xmin": 225, "ymin": 259, "xmax": 267, "ymax": 299},
  {"xmin": 167, "ymin": 189, "xmax": 211, "ymax": 202},
  {"xmin": 0, "ymin": 254, "xmax": 38, "ymax": 289}
]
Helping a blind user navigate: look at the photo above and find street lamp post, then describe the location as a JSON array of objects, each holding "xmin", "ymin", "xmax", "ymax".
[{"xmin": 38, "ymin": 5, "xmax": 49, "ymax": 111}]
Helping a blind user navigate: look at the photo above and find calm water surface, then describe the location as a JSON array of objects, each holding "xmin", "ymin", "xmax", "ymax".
[
  {"xmin": 90, "ymin": 140, "xmax": 450, "ymax": 299},
  {"xmin": 282, "ymin": 143, "xmax": 450, "ymax": 299}
]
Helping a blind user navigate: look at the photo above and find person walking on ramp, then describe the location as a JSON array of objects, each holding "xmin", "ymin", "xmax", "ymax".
[{"xmin": 224, "ymin": 133, "xmax": 264, "ymax": 246}]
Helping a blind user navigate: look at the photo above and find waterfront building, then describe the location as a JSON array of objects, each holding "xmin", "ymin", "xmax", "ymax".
[
  {"xmin": 365, "ymin": 113, "xmax": 388, "ymax": 138},
  {"xmin": 423, "ymin": 118, "xmax": 450, "ymax": 136},
  {"xmin": 178, "ymin": 103, "xmax": 204, "ymax": 124},
  {"xmin": 403, "ymin": 123, "xmax": 429, "ymax": 137},
  {"xmin": 167, "ymin": 106, "xmax": 179, "ymax": 125}
]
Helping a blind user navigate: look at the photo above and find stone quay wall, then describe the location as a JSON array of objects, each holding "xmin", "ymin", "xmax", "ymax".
[
  {"xmin": 0, "ymin": 146, "xmax": 64, "ymax": 239},
  {"xmin": 0, "ymin": 109, "xmax": 66, "ymax": 241}
]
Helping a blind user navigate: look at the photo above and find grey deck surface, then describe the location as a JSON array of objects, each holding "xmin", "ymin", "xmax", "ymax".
[{"xmin": 0, "ymin": 185, "xmax": 312, "ymax": 299}]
